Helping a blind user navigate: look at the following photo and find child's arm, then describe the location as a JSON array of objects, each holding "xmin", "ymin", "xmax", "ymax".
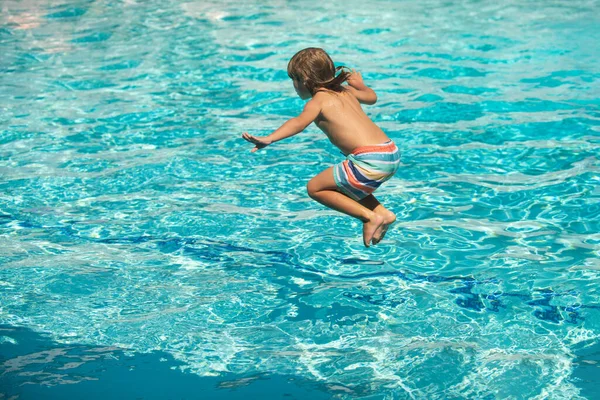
[
  {"xmin": 346, "ymin": 70, "xmax": 377, "ymax": 105},
  {"xmin": 242, "ymin": 99, "xmax": 321, "ymax": 152}
]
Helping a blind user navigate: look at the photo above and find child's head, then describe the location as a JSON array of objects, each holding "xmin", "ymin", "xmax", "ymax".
[{"xmin": 287, "ymin": 48, "xmax": 350, "ymax": 98}]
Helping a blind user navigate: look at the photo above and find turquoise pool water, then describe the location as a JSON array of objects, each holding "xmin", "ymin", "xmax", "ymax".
[{"xmin": 1, "ymin": 0, "xmax": 599, "ymax": 398}]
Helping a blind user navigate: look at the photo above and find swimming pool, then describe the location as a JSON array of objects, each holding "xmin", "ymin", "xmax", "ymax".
[{"xmin": 1, "ymin": 0, "xmax": 599, "ymax": 398}]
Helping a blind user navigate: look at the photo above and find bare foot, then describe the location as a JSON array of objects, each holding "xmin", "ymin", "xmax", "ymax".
[
  {"xmin": 372, "ymin": 211, "xmax": 396, "ymax": 245},
  {"xmin": 363, "ymin": 213, "xmax": 385, "ymax": 247}
]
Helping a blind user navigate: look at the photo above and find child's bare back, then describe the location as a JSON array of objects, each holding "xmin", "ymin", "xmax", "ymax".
[
  {"xmin": 311, "ymin": 88, "xmax": 390, "ymax": 155},
  {"xmin": 242, "ymin": 48, "xmax": 400, "ymax": 247}
]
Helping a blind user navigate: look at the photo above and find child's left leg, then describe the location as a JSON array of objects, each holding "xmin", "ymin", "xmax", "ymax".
[{"xmin": 306, "ymin": 167, "xmax": 384, "ymax": 247}]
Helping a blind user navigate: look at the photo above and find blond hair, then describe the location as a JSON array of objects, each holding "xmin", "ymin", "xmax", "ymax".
[{"xmin": 287, "ymin": 48, "xmax": 350, "ymax": 95}]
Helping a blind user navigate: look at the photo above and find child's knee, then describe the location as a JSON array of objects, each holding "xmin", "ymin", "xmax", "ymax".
[
  {"xmin": 306, "ymin": 169, "xmax": 336, "ymax": 199},
  {"xmin": 307, "ymin": 178, "xmax": 327, "ymax": 199},
  {"xmin": 306, "ymin": 180, "xmax": 318, "ymax": 199}
]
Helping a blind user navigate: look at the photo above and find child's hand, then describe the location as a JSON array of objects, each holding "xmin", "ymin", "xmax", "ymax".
[
  {"xmin": 347, "ymin": 69, "xmax": 367, "ymax": 89},
  {"xmin": 242, "ymin": 132, "xmax": 272, "ymax": 152}
]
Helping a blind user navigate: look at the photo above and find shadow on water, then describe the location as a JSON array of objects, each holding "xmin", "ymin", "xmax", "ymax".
[{"xmin": 0, "ymin": 325, "xmax": 333, "ymax": 400}]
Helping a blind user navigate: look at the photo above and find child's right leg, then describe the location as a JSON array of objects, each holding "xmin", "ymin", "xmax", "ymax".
[
  {"xmin": 359, "ymin": 195, "xmax": 396, "ymax": 244},
  {"xmin": 307, "ymin": 167, "xmax": 385, "ymax": 247}
]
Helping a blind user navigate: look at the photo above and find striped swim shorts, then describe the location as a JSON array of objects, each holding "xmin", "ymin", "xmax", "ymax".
[{"xmin": 333, "ymin": 140, "xmax": 400, "ymax": 201}]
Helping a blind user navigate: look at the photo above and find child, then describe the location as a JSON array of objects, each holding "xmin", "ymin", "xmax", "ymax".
[{"xmin": 242, "ymin": 47, "xmax": 400, "ymax": 247}]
